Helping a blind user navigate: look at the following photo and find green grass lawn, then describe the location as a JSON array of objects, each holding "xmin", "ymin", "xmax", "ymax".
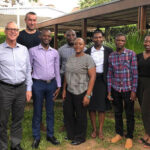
[{"xmin": 17, "ymin": 101, "xmax": 144, "ymax": 150}]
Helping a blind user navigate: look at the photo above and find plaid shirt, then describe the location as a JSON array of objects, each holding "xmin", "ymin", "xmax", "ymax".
[{"xmin": 107, "ymin": 49, "xmax": 138, "ymax": 93}]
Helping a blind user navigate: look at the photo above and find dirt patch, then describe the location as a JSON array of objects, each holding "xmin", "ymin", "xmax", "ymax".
[{"xmin": 46, "ymin": 139, "xmax": 145, "ymax": 150}]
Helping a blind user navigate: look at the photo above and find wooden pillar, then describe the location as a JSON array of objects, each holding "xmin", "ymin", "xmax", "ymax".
[
  {"xmin": 138, "ymin": 6, "xmax": 147, "ymax": 34},
  {"xmin": 105, "ymin": 27, "xmax": 110, "ymax": 41},
  {"xmin": 54, "ymin": 24, "xmax": 58, "ymax": 49},
  {"xmin": 81, "ymin": 19, "xmax": 87, "ymax": 43}
]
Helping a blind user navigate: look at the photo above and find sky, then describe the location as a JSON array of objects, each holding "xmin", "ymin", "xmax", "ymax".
[
  {"xmin": 38, "ymin": 0, "xmax": 80, "ymax": 13},
  {"xmin": 0, "ymin": 0, "xmax": 80, "ymax": 13}
]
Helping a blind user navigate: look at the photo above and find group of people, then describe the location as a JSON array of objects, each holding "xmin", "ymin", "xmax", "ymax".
[{"xmin": 0, "ymin": 11, "xmax": 150, "ymax": 150}]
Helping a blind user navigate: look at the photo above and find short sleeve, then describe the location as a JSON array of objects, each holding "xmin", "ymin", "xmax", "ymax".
[{"xmin": 86, "ymin": 55, "xmax": 96, "ymax": 69}]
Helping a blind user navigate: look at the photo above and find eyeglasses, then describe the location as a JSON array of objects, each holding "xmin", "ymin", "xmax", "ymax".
[{"xmin": 6, "ymin": 28, "xmax": 19, "ymax": 32}]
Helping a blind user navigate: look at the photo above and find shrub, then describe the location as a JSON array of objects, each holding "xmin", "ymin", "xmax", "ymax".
[
  {"xmin": 104, "ymin": 31, "xmax": 147, "ymax": 54},
  {"xmin": 0, "ymin": 32, "xmax": 5, "ymax": 43}
]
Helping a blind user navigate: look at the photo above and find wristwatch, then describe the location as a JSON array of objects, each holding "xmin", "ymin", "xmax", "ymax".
[{"xmin": 85, "ymin": 94, "xmax": 91, "ymax": 99}]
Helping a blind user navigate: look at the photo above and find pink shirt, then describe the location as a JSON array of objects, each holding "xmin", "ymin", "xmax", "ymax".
[{"xmin": 29, "ymin": 44, "xmax": 61, "ymax": 87}]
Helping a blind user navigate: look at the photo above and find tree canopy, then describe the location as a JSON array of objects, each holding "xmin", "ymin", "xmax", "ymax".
[{"xmin": 79, "ymin": 0, "xmax": 113, "ymax": 9}]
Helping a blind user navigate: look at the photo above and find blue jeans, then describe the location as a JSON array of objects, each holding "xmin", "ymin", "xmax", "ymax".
[{"xmin": 32, "ymin": 79, "xmax": 57, "ymax": 140}]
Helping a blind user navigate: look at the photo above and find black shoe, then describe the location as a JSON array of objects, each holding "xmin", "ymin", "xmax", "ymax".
[
  {"xmin": 64, "ymin": 137, "xmax": 74, "ymax": 141},
  {"xmin": 32, "ymin": 139, "xmax": 40, "ymax": 149},
  {"xmin": 47, "ymin": 136, "xmax": 60, "ymax": 145},
  {"xmin": 11, "ymin": 144, "xmax": 23, "ymax": 150},
  {"xmin": 64, "ymin": 137, "xmax": 69, "ymax": 140},
  {"xmin": 71, "ymin": 140, "xmax": 85, "ymax": 145}
]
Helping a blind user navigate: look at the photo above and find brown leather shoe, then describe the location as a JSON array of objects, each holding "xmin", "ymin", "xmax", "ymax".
[
  {"xmin": 40, "ymin": 122, "xmax": 46, "ymax": 132},
  {"xmin": 111, "ymin": 134, "xmax": 122, "ymax": 143},
  {"xmin": 125, "ymin": 138, "xmax": 133, "ymax": 149}
]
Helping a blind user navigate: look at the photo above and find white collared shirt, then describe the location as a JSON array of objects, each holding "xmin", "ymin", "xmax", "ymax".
[
  {"xmin": 91, "ymin": 46, "xmax": 104, "ymax": 73},
  {"xmin": 0, "ymin": 42, "xmax": 32, "ymax": 91}
]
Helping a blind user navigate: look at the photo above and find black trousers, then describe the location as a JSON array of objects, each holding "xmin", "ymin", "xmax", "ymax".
[
  {"xmin": 137, "ymin": 77, "xmax": 150, "ymax": 135},
  {"xmin": 111, "ymin": 88, "xmax": 134, "ymax": 139},
  {"xmin": 0, "ymin": 83, "xmax": 26, "ymax": 150},
  {"xmin": 64, "ymin": 90, "xmax": 87, "ymax": 142}
]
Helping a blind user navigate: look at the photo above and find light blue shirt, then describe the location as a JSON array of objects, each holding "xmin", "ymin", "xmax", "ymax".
[{"xmin": 0, "ymin": 42, "xmax": 32, "ymax": 91}]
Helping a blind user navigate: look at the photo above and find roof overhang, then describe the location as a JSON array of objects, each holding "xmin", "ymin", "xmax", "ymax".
[{"xmin": 37, "ymin": 0, "xmax": 150, "ymax": 32}]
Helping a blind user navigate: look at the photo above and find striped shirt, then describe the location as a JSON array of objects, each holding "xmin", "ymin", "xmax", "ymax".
[
  {"xmin": 65, "ymin": 54, "xmax": 95, "ymax": 95},
  {"xmin": 107, "ymin": 49, "xmax": 138, "ymax": 93}
]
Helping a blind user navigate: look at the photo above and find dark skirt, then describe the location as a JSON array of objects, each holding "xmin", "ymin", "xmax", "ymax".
[
  {"xmin": 88, "ymin": 73, "xmax": 111, "ymax": 112},
  {"xmin": 137, "ymin": 77, "xmax": 150, "ymax": 135}
]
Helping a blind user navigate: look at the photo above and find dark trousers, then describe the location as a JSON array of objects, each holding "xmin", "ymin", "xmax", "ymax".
[
  {"xmin": 64, "ymin": 90, "xmax": 87, "ymax": 142},
  {"xmin": 137, "ymin": 77, "xmax": 150, "ymax": 135},
  {"xmin": 111, "ymin": 88, "xmax": 135, "ymax": 139},
  {"xmin": 32, "ymin": 79, "xmax": 57, "ymax": 140},
  {"xmin": 0, "ymin": 83, "xmax": 26, "ymax": 150},
  {"xmin": 60, "ymin": 74, "xmax": 66, "ymax": 125}
]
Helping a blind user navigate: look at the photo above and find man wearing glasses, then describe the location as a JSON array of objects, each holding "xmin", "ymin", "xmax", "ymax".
[{"xmin": 0, "ymin": 22, "xmax": 32, "ymax": 150}]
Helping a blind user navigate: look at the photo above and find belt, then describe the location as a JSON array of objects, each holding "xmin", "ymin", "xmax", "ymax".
[
  {"xmin": 33, "ymin": 78, "xmax": 55, "ymax": 84},
  {"xmin": 96, "ymin": 73, "xmax": 104, "ymax": 77},
  {"xmin": 0, "ymin": 81, "xmax": 25, "ymax": 87}
]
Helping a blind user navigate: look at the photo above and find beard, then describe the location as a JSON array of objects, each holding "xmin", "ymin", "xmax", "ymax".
[
  {"xmin": 94, "ymin": 43, "xmax": 102, "ymax": 48},
  {"xmin": 27, "ymin": 25, "xmax": 35, "ymax": 31}
]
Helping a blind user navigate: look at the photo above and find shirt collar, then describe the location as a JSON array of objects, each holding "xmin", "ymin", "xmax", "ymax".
[
  {"xmin": 38, "ymin": 44, "xmax": 52, "ymax": 51},
  {"xmin": 91, "ymin": 46, "xmax": 104, "ymax": 53},
  {"xmin": 66, "ymin": 43, "xmax": 74, "ymax": 48},
  {"xmin": 3, "ymin": 41, "xmax": 20, "ymax": 48},
  {"xmin": 115, "ymin": 48, "xmax": 127, "ymax": 55}
]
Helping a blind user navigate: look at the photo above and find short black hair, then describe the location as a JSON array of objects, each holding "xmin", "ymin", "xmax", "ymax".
[
  {"xmin": 40, "ymin": 28, "xmax": 51, "ymax": 35},
  {"xmin": 65, "ymin": 29, "xmax": 76, "ymax": 37},
  {"xmin": 25, "ymin": 12, "xmax": 36, "ymax": 20},
  {"xmin": 115, "ymin": 33, "xmax": 126, "ymax": 40},
  {"xmin": 93, "ymin": 30, "xmax": 104, "ymax": 37}
]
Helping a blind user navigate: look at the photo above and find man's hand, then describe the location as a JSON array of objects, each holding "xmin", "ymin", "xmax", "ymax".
[
  {"xmin": 107, "ymin": 92, "xmax": 113, "ymax": 101},
  {"xmin": 26, "ymin": 91, "xmax": 32, "ymax": 102},
  {"xmin": 130, "ymin": 91, "xmax": 136, "ymax": 101},
  {"xmin": 53, "ymin": 88, "xmax": 60, "ymax": 101},
  {"xmin": 62, "ymin": 89, "xmax": 66, "ymax": 101},
  {"xmin": 83, "ymin": 96, "xmax": 90, "ymax": 107}
]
